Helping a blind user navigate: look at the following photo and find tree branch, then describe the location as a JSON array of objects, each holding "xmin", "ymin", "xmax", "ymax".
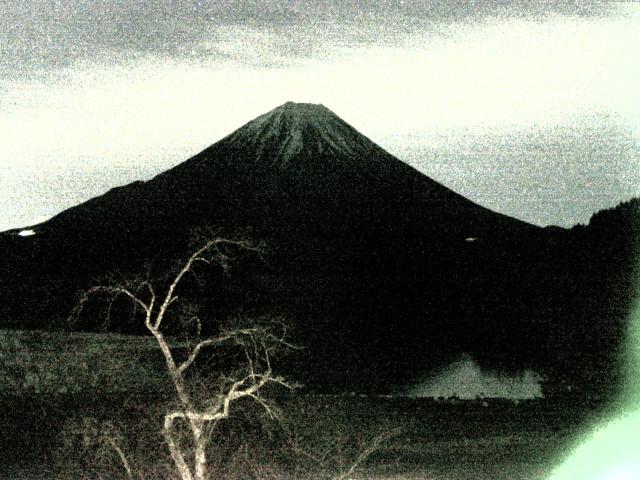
[
  {"xmin": 77, "ymin": 285, "xmax": 151, "ymax": 316},
  {"xmin": 332, "ymin": 429, "xmax": 401, "ymax": 480},
  {"xmin": 103, "ymin": 435, "xmax": 135, "ymax": 480}
]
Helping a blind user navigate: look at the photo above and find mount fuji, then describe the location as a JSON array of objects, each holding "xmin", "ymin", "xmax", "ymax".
[{"xmin": 1, "ymin": 102, "xmax": 636, "ymax": 393}]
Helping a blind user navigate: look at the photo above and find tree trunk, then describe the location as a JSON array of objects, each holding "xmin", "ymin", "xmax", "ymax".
[
  {"xmin": 194, "ymin": 423, "xmax": 207, "ymax": 480},
  {"xmin": 164, "ymin": 415, "xmax": 194, "ymax": 480}
]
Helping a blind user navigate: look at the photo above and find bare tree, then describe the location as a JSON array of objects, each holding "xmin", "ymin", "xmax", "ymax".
[
  {"xmin": 287, "ymin": 413, "xmax": 401, "ymax": 480},
  {"xmin": 73, "ymin": 238, "xmax": 295, "ymax": 480}
]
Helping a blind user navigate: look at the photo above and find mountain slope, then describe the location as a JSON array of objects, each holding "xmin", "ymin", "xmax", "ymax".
[{"xmin": 39, "ymin": 102, "xmax": 535, "ymax": 235}]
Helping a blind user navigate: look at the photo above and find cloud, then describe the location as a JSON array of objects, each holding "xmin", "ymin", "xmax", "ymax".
[{"xmin": 0, "ymin": 0, "xmax": 629, "ymax": 79}]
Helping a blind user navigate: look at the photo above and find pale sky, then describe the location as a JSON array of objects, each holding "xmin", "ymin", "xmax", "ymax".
[{"xmin": 1, "ymin": 1, "xmax": 639, "ymax": 230}]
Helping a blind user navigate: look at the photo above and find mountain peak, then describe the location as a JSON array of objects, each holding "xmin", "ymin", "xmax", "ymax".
[
  {"xmin": 264, "ymin": 101, "xmax": 338, "ymax": 130},
  {"xmin": 277, "ymin": 100, "xmax": 330, "ymax": 112},
  {"xmin": 220, "ymin": 101, "xmax": 380, "ymax": 166}
]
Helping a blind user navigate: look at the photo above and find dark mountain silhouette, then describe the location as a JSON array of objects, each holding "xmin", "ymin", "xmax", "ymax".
[{"xmin": 1, "ymin": 102, "xmax": 638, "ymax": 394}]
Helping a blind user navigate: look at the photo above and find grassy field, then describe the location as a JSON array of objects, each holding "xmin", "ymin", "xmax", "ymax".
[
  {"xmin": 0, "ymin": 328, "xmax": 169, "ymax": 395},
  {"xmin": 0, "ymin": 328, "xmax": 602, "ymax": 479}
]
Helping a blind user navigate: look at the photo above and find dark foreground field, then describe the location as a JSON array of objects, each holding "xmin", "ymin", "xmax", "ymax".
[
  {"xmin": 0, "ymin": 392, "xmax": 604, "ymax": 480},
  {"xmin": 0, "ymin": 329, "xmax": 608, "ymax": 479}
]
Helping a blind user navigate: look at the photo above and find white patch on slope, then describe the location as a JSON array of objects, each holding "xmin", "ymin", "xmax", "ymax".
[
  {"xmin": 277, "ymin": 127, "xmax": 304, "ymax": 161},
  {"xmin": 408, "ymin": 354, "xmax": 543, "ymax": 400},
  {"xmin": 18, "ymin": 229, "xmax": 36, "ymax": 237},
  {"xmin": 317, "ymin": 126, "xmax": 359, "ymax": 157}
]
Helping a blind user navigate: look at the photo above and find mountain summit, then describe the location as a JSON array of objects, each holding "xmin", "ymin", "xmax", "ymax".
[{"xmin": 219, "ymin": 102, "xmax": 382, "ymax": 165}]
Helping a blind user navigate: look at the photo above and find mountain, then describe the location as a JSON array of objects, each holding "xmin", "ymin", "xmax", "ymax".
[{"xmin": 1, "ymin": 102, "xmax": 637, "ymax": 394}]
